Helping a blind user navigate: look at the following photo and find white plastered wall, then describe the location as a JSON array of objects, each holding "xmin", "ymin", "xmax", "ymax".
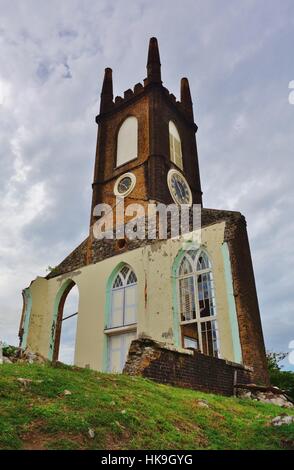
[{"xmin": 25, "ymin": 221, "xmax": 241, "ymax": 370}]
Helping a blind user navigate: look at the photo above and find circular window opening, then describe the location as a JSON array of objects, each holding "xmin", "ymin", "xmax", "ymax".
[{"xmin": 114, "ymin": 172, "xmax": 136, "ymax": 197}]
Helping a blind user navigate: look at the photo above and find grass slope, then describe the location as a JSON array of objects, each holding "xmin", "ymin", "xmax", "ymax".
[{"xmin": 0, "ymin": 363, "xmax": 294, "ymax": 450}]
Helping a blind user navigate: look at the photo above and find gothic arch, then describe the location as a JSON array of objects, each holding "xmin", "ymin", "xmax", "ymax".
[{"xmin": 172, "ymin": 248, "xmax": 220, "ymax": 357}]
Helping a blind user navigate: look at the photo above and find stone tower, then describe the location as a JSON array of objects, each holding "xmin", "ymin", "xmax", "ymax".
[{"xmin": 90, "ymin": 37, "xmax": 202, "ymax": 231}]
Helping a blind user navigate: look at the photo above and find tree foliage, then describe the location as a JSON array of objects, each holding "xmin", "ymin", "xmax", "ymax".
[{"xmin": 266, "ymin": 351, "xmax": 294, "ymax": 401}]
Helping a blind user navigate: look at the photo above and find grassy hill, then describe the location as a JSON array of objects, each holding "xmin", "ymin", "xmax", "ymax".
[{"xmin": 0, "ymin": 362, "xmax": 294, "ymax": 450}]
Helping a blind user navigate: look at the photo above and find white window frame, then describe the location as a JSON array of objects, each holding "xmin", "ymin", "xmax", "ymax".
[
  {"xmin": 105, "ymin": 266, "xmax": 138, "ymax": 372},
  {"xmin": 176, "ymin": 250, "xmax": 220, "ymax": 357},
  {"xmin": 107, "ymin": 266, "xmax": 138, "ymax": 329}
]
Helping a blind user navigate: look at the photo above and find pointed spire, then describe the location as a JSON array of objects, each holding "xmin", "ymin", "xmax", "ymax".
[
  {"xmin": 146, "ymin": 37, "xmax": 161, "ymax": 84},
  {"xmin": 181, "ymin": 77, "xmax": 194, "ymax": 119},
  {"xmin": 100, "ymin": 67, "xmax": 113, "ymax": 113}
]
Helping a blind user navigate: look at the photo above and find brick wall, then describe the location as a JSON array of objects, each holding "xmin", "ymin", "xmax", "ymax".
[
  {"xmin": 224, "ymin": 216, "xmax": 270, "ymax": 385},
  {"xmin": 124, "ymin": 338, "xmax": 253, "ymax": 397}
]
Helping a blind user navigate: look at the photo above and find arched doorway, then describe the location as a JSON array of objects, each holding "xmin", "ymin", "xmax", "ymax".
[{"xmin": 50, "ymin": 280, "xmax": 79, "ymax": 364}]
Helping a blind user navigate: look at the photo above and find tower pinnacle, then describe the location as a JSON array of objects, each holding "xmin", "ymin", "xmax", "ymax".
[
  {"xmin": 100, "ymin": 67, "xmax": 113, "ymax": 113},
  {"xmin": 146, "ymin": 37, "xmax": 161, "ymax": 84},
  {"xmin": 180, "ymin": 77, "xmax": 194, "ymax": 119}
]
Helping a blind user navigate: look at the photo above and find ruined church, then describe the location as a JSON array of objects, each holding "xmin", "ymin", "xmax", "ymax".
[{"xmin": 19, "ymin": 38, "xmax": 269, "ymax": 393}]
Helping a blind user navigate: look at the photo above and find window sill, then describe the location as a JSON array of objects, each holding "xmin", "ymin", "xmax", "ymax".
[
  {"xmin": 114, "ymin": 158, "xmax": 138, "ymax": 171},
  {"xmin": 104, "ymin": 324, "xmax": 137, "ymax": 335}
]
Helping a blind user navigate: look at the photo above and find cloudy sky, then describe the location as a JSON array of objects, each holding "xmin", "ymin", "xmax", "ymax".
[{"xmin": 0, "ymin": 0, "xmax": 293, "ymax": 369}]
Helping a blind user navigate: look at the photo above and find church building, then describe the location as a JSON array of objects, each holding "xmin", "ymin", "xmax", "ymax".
[{"xmin": 19, "ymin": 38, "xmax": 269, "ymax": 390}]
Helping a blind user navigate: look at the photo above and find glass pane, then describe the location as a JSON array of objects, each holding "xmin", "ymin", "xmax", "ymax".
[
  {"xmin": 197, "ymin": 273, "xmax": 216, "ymax": 318},
  {"xmin": 201, "ymin": 320, "xmax": 219, "ymax": 357},
  {"xmin": 124, "ymin": 285, "xmax": 136, "ymax": 325},
  {"xmin": 127, "ymin": 270, "xmax": 137, "ymax": 285},
  {"xmin": 197, "ymin": 252, "xmax": 210, "ymax": 270},
  {"xmin": 179, "ymin": 276, "xmax": 196, "ymax": 321},
  {"xmin": 110, "ymin": 290, "xmax": 124, "ymax": 327},
  {"xmin": 188, "ymin": 250, "xmax": 197, "ymax": 260},
  {"xmin": 179, "ymin": 256, "xmax": 193, "ymax": 275},
  {"xmin": 120, "ymin": 266, "xmax": 130, "ymax": 279},
  {"xmin": 113, "ymin": 274, "xmax": 123, "ymax": 288}
]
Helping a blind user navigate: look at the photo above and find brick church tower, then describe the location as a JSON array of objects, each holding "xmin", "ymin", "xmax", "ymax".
[
  {"xmin": 19, "ymin": 38, "xmax": 269, "ymax": 390},
  {"xmin": 90, "ymin": 37, "xmax": 202, "ymax": 223}
]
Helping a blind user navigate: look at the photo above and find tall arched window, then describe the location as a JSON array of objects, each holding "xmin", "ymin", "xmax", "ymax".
[
  {"xmin": 169, "ymin": 121, "xmax": 183, "ymax": 170},
  {"xmin": 116, "ymin": 117, "xmax": 138, "ymax": 167},
  {"xmin": 106, "ymin": 265, "xmax": 137, "ymax": 372},
  {"xmin": 177, "ymin": 250, "xmax": 220, "ymax": 357}
]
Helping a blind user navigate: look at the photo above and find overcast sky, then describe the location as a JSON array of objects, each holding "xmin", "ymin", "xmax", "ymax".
[{"xmin": 0, "ymin": 0, "xmax": 293, "ymax": 369}]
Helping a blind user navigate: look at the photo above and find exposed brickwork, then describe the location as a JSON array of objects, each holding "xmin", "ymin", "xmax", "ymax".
[
  {"xmin": 46, "ymin": 208, "xmax": 240, "ymax": 278},
  {"xmin": 46, "ymin": 238, "xmax": 88, "ymax": 279},
  {"xmin": 124, "ymin": 338, "xmax": 253, "ymax": 396},
  {"xmin": 225, "ymin": 217, "xmax": 270, "ymax": 385},
  {"xmin": 90, "ymin": 44, "xmax": 203, "ymax": 232}
]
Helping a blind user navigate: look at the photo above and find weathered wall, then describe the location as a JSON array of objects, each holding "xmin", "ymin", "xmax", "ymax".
[
  {"xmin": 26, "ymin": 277, "xmax": 49, "ymax": 356},
  {"xmin": 225, "ymin": 216, "xmax": 269, "ymax": 385},
  {"xmin": 124, "ymin": 338, "xmax": 252, "ymax": 396},
  {"xmin": 24, "ymin": 220, "xmax": 241, "ymax": 373},
  {"xmin": 22, "ymin": 211, "xmax": 269, "ymax": 385}
]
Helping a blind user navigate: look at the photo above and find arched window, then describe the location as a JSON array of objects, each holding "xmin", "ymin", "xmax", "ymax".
[
  {"xmin": 177, "ymin": 250, "xmax": 220, "ymax": 357},
  {"xmin": 106, "ymin": 265, "xmax": 137, "ymax": 372},
  {"xmin": 116, "ymin": 117, "xmax": 138, "ymax": 167},
  {"xmin": 169, "ymin": 121, "xmax": 183, "ymax": 170},
  {"xmin": 109, "ymin": 265, "xmax": 137, "ymax": 328}
]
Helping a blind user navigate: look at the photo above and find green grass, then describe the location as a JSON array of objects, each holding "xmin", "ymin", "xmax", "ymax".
[{"xmin": 0, "ymin": 362, "xmax": 293, "ymax": 450}]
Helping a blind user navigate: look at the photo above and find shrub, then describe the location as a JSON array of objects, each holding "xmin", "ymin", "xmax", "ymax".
[{"xmin": 266, "ymin": 351, "xmax": 294, "ymax": 401}]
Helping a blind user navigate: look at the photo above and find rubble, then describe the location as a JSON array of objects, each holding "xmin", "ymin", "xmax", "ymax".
[
  {"xmin": 196, "ymin": 399, "xmax": 209, "ymax": 408},
  {"xmin": 0, "ymin": 344, "xmax": 48, "ymax": 365},
  {"xmin": 16, "ymin": 378, "xmax": 43, "ymax": 388},
  {"xmin": 271, "ymin": 415, "xmax": 294, "ymax": 426},
  {"xmin": 236, "ymin": 383, "xmax": 293, "ymax": 408}
]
